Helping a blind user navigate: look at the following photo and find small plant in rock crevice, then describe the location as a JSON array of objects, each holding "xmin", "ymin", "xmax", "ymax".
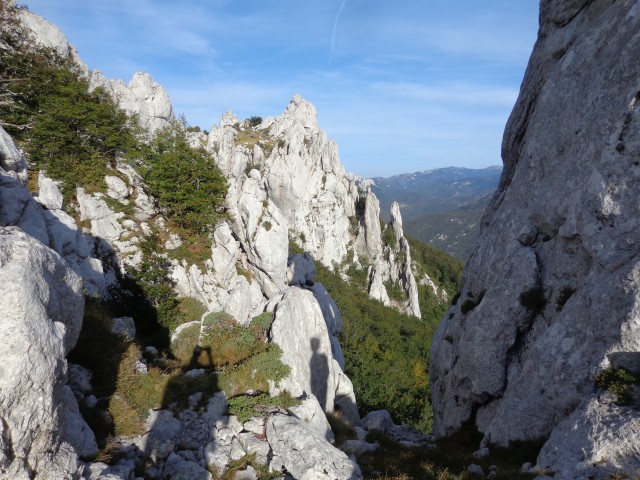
[
  {"xmin": 519, "ymin": 286, "xmax": 547, "ymax": 314},
  {"xmin": 226, "ymin": 391, "xmax": 299, "ymax": 423},
  {"xmin": 595, "ymin": 367, "xmax": 638, "ymax": 405}
]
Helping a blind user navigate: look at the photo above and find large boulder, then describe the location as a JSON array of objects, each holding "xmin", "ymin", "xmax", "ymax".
[
  {"xmin": 430, "ymin": 0, "xmax": 640, "ymax": 477},
  {"xmin": 0, "ymin": 227, "xmax": 87, "ymax": 479},
  {"xmin": 267, "ymin": 287, "xmax": 338, "ymax": 412},
  {"xmin": 267, "ymin": 287, "xmax": 359, "ymax": 423},
  {"xmin": 267, "ymin": 412, "xmax": 362, "ymax": 480},
  {"xmin": 0, "ymin": 127, "xmax": 28, "ymax": 185}
]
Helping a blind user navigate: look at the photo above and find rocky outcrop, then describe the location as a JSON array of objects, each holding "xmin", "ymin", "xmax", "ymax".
[
  {"xmin": 266, "ymin": 287, "xmax": 360, "ymax": 424},
  {"xmin": 89, "ymin": 71, "xmax": 174, "ymax": 134},
  {"xmin": 0, "ymin": 130, "xmax": 105, "ymax": 296},
  {"xmin": 0, "ymin": 127, "xmax": 28, "ymax": 185},
  {"xmin": 206, "ymin": 102, "xmax": 428, "ymax": 318},
  {"xmin": 17, "ymin": 7, "xmax": 86, "ymax": 73},
  {"xmin": 267, "ymin": 412, "xmax": 362, "ymax": 480},
  {"xmin": 536, "ymin": 394, "xmax": 640, "ymax": 479},
  {"xmin": 0, "ymin": 227, "xmax": 89, "ymax": 479},
  {"xmin": 430, "ymin": 1, "xmax": 640, "ymax": 478}
]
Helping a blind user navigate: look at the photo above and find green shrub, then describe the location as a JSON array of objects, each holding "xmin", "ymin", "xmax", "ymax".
[
  {"xmin": 384, "ymin": 279, "xmax": 406, "ymax": 302},
  {"xmin": 263, "ymin": 220, "xmax": 272, "ymax": 231},
  {"xmin": 519, "ymin": 286, "xmax": 547, "ymax": 314},
  {"xmin": 218, "ymin": 344, "xmax": 290, "ymax": 396},
  {"xmin": 246, "ymin": 116, "xmax": 263, "ymax": 127},
  {"xmin": 227, "ymin": 391, "xmax": 299, "ymax": 423},
  {"xmin": 140, "ymin": 123, "xmax": 228, "ymax": 237},
  {"xmin": 199, "ymin": 317, "xmax": 261, "ymax": 368},
  {"xmin": 382, "ymin": 226, "xmax": 398, "ymax": 249},
  {"xmin": 250, "ymin": 312, "xmax": 275, "ymax": 339},
  {"xmin": 595, "ymin": 368, "xmax": 638, "ymax": 404},
  {"xmin": 315, "ymin": 261, "xmax": 438, "ymax": 432},
  {"xmin": 126, "ymin": 234, "xmax": 180, "ymax": 334}
]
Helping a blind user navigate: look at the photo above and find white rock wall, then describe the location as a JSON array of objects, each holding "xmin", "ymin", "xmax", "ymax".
[{"xmin": 430, "ymin": 1, "xmax": 640, "ymax": 477}]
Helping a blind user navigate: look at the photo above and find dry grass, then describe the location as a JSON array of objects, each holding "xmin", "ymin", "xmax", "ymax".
[
  {"xmin": 171, "ymin": 322, "xmax": 201, "ymax": 366},
  {"xmin": 358, "ymin": 424, "xmax": 541, "ymax": 480}
]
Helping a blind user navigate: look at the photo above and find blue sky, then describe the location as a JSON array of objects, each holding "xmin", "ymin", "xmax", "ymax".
[{"xmin": 23, "ymin": 0, "xmax": 539, "ymax": 177}]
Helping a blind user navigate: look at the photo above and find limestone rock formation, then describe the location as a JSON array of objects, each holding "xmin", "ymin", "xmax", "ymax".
[
  {"xmin": 430, "ymin": 1, "xmax": 640, "ymax": 477},
  {"xmin": 0, "ymin": 227, "xmax": 88, "ymax": 479},
  {"xmin": 89, "ymin": 71, "xmax": 174, "ymax": 134},
  {"xmin": 0, "ymin": 126, "xmax": 28, "ymax": 185},
  {"xmin": 0, "ymin": 130, "xmax": 105, "ymax": 296},
  {"xmin": 267, "ymin": 412, "xmax": 362, "ymax": 480},
  {"xmin": 17, "ymin": 7, "xmax": 86, "ymax": 73},
  {"xmin": 266, "ymin": 286, "xmax": 359, "ymax": 422},
  {"xmin": 206, "ymin": 100, "xmax": 430, "ymax": 318}
]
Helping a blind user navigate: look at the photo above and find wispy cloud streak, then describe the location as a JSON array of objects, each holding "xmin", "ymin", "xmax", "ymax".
[{"xmin": 329, "ymin": 0, "xmax": 347, "ymax": 63}]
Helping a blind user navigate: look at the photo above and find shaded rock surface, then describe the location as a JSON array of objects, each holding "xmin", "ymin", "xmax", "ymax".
[
  {"xmin": 267, "ymin": 413, "xmax": 362, "ymax": 480},
  {"xmin": 0, "ymin": 227, "xmax": 87, "ymax": 479},
  {"xmin": 430, "ymin": 1, "xmax": 640, "ymax": 478}
]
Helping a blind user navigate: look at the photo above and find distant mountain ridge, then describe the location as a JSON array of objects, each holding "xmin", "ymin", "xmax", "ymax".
[{"xmin": 371, "ymin": 166, "xmax": 501, "ymax": 259}]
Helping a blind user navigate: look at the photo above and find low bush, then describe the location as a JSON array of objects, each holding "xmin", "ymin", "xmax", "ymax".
[
  {"xmin": 218, "ymin": 344, "xmax": 290, "ymax": 396},
  {"xmin": 359, "ymin": 423, "xmax": 542, "ymax": 480},
  {"xmin": 595, "ymin": 367, "xmax": 638, "ymax": 404},
  {"xmin": 227, "ymin": 391, "xmax": 299, "ymax": 423},
  {"xmin": 250, "ymin": 312, "xmax": 275, "ymax": 339},
  {"xmin": 222, "ymin": 453, "xmax": 281, "ymax": 480}
]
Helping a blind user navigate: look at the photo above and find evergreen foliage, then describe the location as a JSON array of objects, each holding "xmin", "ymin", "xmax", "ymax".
[
  {"xmin": 316, "ymin": 259, "xmax": 445, "ymax": 432},
  {"xmin": 139, "ymin": 122, "xmax": 227, "ymax": 236},
  {"xmin": 0, "ymin": 5, "xmax": 138, "ymax": 195}
]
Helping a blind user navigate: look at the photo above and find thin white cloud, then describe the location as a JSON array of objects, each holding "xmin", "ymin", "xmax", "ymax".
[{"xmin": 330, "ymin": 0, "xmax": 348, "ymax": 63}]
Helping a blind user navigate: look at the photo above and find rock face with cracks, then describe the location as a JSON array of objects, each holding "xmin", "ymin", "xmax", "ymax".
[
  {"xmin": 430, "ymin": 1, "xmax": 640, "ymax": 478},
  {"xmin": 0, "ymin": 227, "xmax": 89, "ymax": 479}
]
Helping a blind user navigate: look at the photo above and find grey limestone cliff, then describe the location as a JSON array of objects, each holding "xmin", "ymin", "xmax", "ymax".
[{"xmin": 430, "ymin": 1, "xmax": 640, "ymax": 478}]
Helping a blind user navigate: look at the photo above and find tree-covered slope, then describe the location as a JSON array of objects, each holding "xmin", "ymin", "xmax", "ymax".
[{"xmin": 310, "ymin": 239, "xmax": 462, "ymax": 432}]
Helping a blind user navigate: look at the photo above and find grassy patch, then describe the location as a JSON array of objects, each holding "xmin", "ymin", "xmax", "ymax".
[
  {"xmin": 327, "ymin": 411, "xmax": 357, "ymax": 446},
  {"xmin": 359, "ymin": 425, "xmax": 541, "ymax": 480},
  {"xmin": 236, "ymin": 263, "xmax": 255, "ymax": 284},
  {"xmin": 177, "ymin": 297, "xmax": 207, "ymax": 324},
  {"xmin": 166, "ymin": 234, "xmax": 212, "ymax": 268},
  {"xmin": 171, "ymin": 322, "xmax": 201, "ymax": 366},
  {"xmin": 227, "ymin": 391, "xmax": 299, "ymax": 423},
  {"xmin": 222, "ymin": 453, "xmax": 281, "ymax": 480}
]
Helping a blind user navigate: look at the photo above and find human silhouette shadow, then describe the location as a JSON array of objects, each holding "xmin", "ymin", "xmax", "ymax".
[{"xmin": 310, "ymin": 337, "xmax": 330, "ymax": 412}]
